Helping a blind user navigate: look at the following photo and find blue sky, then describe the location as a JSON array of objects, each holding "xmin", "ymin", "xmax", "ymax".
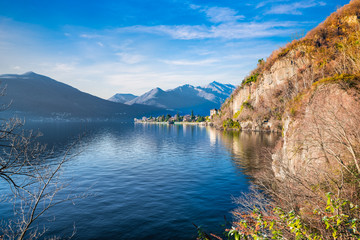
[{"xmin": 0, "ymin": 0, "xmax": 350, "ymax": 98}]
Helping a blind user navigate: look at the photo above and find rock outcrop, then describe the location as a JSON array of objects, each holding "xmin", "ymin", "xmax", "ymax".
[
  {"xmin": 272, "ymin": 79, "xmax": 360, "ymax": 178},
  {"xmin": 215, "ymin": 0, "xmax": 360, "ymax": 177}
]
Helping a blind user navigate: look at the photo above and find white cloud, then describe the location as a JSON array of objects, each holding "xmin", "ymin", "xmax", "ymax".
[
  {"xmin": 189, "ymin": 4, "xmax": 245, "ymax": 24},
  {"xmin": 80, "ymin": 33, "xmax": 101, "ymax": 39},
  {"xmin": 202, "ymin": 7, "xmax": 245, "ymax": 23},
  {"xmin": 265, "ymin": 0, "xmax": 326, "ymax": 15},
  {"xmin": 189, "ymin": 4, "xmax": 201, "ymax": 10},
  {"xmin": 116, "ymin": 53, "xmax": 145, "ymax": 64},
  {"xmin": 54, "ymin": 63, "xmax": 75, "ymax": 71},
  {"xmin": 118, "ymin": 21, "xmax": 299, "ymax": 40},
  {"xmin": 256, "ymin": 0, "xmax": 290, "ymax": 9},
  {"xmin": 97, "ymin": 42, "xmax": 104, "ymax": 47},
  {"xmin": 161, "ymin": 58, "xmax": 219, "ymax": 66}
]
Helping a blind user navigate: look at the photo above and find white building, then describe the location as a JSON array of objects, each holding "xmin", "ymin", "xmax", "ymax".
[{"xmin": 210, "ymin": 109, "xmax": 219, "ymax": 117}]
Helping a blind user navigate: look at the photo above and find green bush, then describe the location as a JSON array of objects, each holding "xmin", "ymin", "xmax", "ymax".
[
  {"xmin": 278, "ymin": 47, "xmax": 290, "ymax": 57},
  {"xmin": 226, "ymin": 193, "xmax": 360, "ymax": 240},
  {"xmin": 243, "ymin": 73, "xmax": 260, "ymax": 86},
  {"xmin": 233, "ymin": 111, "xmax": 241, "ymax": 119},
  {"xmin": 290, "ymin": 108, "xmax": 296, "ymax": 117},
  {"xmin": 196, "ymin": 116, "xmax": 206, "ymax": 122},
  {"xmin": 223, "ymin": 119, "xmax": 241, "ymax": 130},
  {"xmin": 242, "ymin": 101, "xmax": 254, "ymax": 110},
  {"xmin": 313, "ymin": 74, "xmax": 359, "ymax": 89}
]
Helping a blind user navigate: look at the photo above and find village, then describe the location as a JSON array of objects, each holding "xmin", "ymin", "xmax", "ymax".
[{"xmin": 134, "ymin": 109, "xmax": 219, "ymax": 124}]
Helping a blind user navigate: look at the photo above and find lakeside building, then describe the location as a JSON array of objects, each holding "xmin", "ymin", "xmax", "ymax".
[
  {"xmin": 182, "ymin": 115, "xmax": 191, "ymax": 122},
  {"xmin": 210, "ymin": 109, "xmax": 219, "ymax": 118}
]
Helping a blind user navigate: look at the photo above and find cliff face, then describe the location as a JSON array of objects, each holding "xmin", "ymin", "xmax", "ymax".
[
  {"xmin": 216, "ymin": 53, "xmax": 309, "ymax": 132},
  {"xmin": 272, "ymin": 78, "xmax": 360, "ymax": 177},
  {"xmin": 215, "ymin": 0, "xmax": 360, "ymax": 176}
]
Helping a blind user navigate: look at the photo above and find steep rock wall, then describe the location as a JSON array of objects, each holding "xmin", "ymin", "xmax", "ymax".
[
  {"xmin": 214, "ymin": 0, "xmax": 360, "ymax": 177},
  {"xmin": 273, "ymin": 81, "xmax": 360, "ymax": 178},
  {"xmin": 217, "ymin": 54, "xmax": 306, "ymax": 132}
]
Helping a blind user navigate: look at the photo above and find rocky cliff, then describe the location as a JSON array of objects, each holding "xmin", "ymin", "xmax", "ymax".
[{"xmin": 215, "ymin": 0, "xmax": 360, "ymax": 177}]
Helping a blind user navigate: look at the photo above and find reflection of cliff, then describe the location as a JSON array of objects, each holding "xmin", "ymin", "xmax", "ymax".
[{"xmin": 207, "ymin": 127, "xmax": 280, "ymax": 176}]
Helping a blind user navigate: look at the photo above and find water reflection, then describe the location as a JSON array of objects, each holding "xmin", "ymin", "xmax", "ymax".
[
  {"xmin": 1, "ymin": 122, "xmax": 280, "ymax": 240},
  {"xmin": 128, "ymin": 123, "xmax": 279, "ymax": 182},
  {"xmin": 207, "ymin": 128, "xmax": 280, "ymax": 176}
]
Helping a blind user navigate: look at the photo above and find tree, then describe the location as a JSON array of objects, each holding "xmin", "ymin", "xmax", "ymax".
[
  {"xmin": 196, "ymin": 116, "xmax": 205, "ymax": 122},
  {"xmin": 165, "ymin": 114, "xmax": 171, "ymax": 122},
  {"xmin": 0, "ymin": 117, "xmax": 81, "ymax": 239},
  {"xmin": 175, "ymin": 112, "xmax": 180, "ymax": 122},
  {"xmin": 0, "ymin": 118, "xmax": 39, "ymax": 190},
  {"xmin": 191, "ymin": 110, "xmax": 195, "ymax": 121}
]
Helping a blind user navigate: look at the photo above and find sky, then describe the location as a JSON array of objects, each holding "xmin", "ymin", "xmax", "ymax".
[{"xmin": 0, "ymin": 0, "xmax": 350, "ymax": 99}]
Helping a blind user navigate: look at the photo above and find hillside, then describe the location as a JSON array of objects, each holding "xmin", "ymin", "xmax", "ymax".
[
  {"xmin": 216, "ymin": 0, "xmax": 360, "ymax": 130},
  {"xmin": 0, "ymin": 72, "xmax": 165, "ymax": 120},
  {"xmin": 216, "ymin": 1, "xmax": 360, "ymax": 237},
  {"xmin": 214, "ymin": 0, "xmax": 360, "ymax": 175},
  {"xmin": 123, "ymin": 81, "xmax": 236, "ymax": 115}
]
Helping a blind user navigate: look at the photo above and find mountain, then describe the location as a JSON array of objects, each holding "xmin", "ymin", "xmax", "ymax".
[
  {"xmin": 122, "ymin": 81, "xmax": 236, "ymax": 115},
  {"xmin": 108, "ymin": 93, "xmax": 137, "ymax": 103},
  {"xmin": 127, "ymin": 88, "xmax": 167, "ymax": 108},
  {"xmin": 202, "ymin": 81, "xmax": 236, "ymax": 96},
  {"xmin": 213, "ymin": 0, "xmax": 360, "ymax": 177},
  {"xmin": 0, "ymin": 72, "xmax": 165, "ymax": 120}
]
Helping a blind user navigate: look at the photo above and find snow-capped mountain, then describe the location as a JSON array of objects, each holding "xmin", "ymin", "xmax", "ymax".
[
  {"xmin": 108, "ymin": 93, "xmax": 138, "ymax": 104},
  {"xmin": 113, "ymin": 81, "xmax": 236, "ymax": 115}
]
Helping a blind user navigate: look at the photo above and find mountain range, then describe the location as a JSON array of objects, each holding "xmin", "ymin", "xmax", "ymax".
[
  {"xmin": 0, "ymin": 72, "xmax": 236, "ymax": 120},
  {"xmin": 109, "ymin": 81, "xmax": 236, "ymax": 116},
  {"xmin": 0, "ymin": 72, "xmax": 165, "ymax": 120}
]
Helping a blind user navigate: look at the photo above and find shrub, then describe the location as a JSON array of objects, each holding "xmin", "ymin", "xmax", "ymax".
[
  {"xmin": 233, "ymin": 111, "xmax": 241, "ymax": 119},
  {"xmin": 289, "ymin": 108, "xmax": 296, "ymax": 117},
  {"xmin": 196, "ymin": 116, "xmax": 206, "ymax": 122},
  {"xmin": 278, "ymin": 47, "xmax": 290, "ymax": 57},
  {"xmin": 242, "ymin": 73, "xmax": 260, "ymax": 86},
  {"xmin": 227, "ymin": 193, "xmax": 360, "ymax": 240},
  {"xmin": 242, "ymin": 101, "xmax": 254, "ymax": 110},
  {"xmin": 222, "ymin": 119, "xmax": 241, "ymax": 130},
  {"xmin": 312, "ymin": 74, "xmax": 360, "ymax": 89}
]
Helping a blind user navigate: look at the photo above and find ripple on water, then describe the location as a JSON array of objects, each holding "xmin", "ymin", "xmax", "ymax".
[{"xmin": 0, "ymin": 122, "xmax": 279, "ymax": 240}]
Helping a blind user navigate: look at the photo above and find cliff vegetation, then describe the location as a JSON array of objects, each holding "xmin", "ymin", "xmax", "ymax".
[
  {"xmin": 207, "ymin": 0, "xmax": 360, "ymax": 239},
  {"xmin": 214, "ymin": 0, "xmax": 360, "ymax": 132}
]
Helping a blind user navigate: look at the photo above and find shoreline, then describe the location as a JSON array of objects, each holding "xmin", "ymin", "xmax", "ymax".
[{"xmin": 134, "ymin": 121, "xmax": 210, "ymax": 126}]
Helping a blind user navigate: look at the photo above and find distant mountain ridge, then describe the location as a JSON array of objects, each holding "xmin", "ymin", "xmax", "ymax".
[
  {"xmin": 0, "ymin": 72, "xmax": 165, "ymax": 120},
  {"xmin": 108, "ymin": 93, "xmax": 137, "ymax": 103},
  {"xmin": 109, "ymin": 81, "xmax": 236, "ymax": 115}
]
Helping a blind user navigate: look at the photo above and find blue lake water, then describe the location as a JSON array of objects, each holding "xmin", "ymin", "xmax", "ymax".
[{"xmin": 0, "ymin": 122, "xmax": 279, "ymax": 240}]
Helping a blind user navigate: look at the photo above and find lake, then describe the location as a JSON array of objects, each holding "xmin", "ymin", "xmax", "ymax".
[{"xmin": 0, "ymin": 122, "xmax": 279, "ymax": 240}]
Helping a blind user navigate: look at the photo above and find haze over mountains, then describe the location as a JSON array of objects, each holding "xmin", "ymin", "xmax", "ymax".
[
  {"xmin": 109, "ymin": 81, "xmax": 236, "ymax": 115},
  {"xmin": 0, "ymin": 72, "xmax": 165, "ymax": 120}
]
